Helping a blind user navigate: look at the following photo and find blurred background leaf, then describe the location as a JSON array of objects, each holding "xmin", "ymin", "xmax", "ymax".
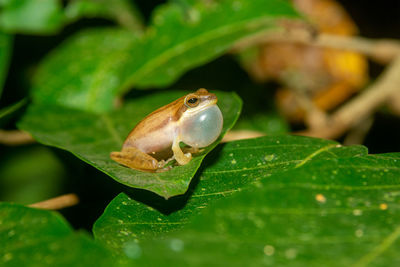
[
  {"xmin": 30, "ymin": 0, "xmax": 300, "ymax": 112},
  {"xmin": 0, "ymin": 0, "xmax": 64, "ymax": 34},
  {"xmin": 0, "ymin": 145, "xmax": 65, "ymax": 204},
  {"xmin": 65, "ymin": 0, "xmax": 144, "ymax": 32},
  {"xmin": 31, "ymin": 28, "xmax": 138, "ymax": 112},
  {"xmin": 233, "ymin": 112, "xmax": 289, "ymax": 135},
  {"xmin": 0, "ymin": 31, "xmax": 12, "ymax": 98}
]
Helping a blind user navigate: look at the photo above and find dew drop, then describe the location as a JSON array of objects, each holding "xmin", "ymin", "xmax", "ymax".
[
  {"xmin": 285, "ymin": 248, "xmax": 297, "ymax": 259},
  {"xmin": 154, "ymin": 15, "xmax": 164, "ymax": 25},
  {"xmin": 264, "ymin": 154, "xmax": 276, "ymax": 161},
  {"xmin": 232, "ymin": 1, "xmax": 242, "ymax": 10},
  {"xmin": 263, "ymin": 245, "xmax": 275, "ymax": 256},
  {"xmin": 188, "ymin": 9, "xmax": 201, "ymax": 23},
  {"xmin": 353, "ymin": 209, "xmax": 362, "ymax": 216},
  {"xmin": 123, "ymin": 241, "xmax": 142, "ymax": 259},
  {"xmin": 3, "ymin": 253, "xmax": 13, "ymax": 262},
  {"xmin": 120, "ymin": 230, "xmax": 130, "ymax": 236},
  {"xmin": 169, "ymin": 239, "xmax": 184, "ymax": 252},
  {"xmin": 315, "ymin": 193, "xmax": 326, "ymax": 203},
  {"xmin": 355, "ymin": 229, "xmax": 364, "ymax": 238}
]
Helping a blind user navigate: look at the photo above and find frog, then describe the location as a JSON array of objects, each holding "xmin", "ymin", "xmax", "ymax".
[{"xmin": 110, "ymin": 88, "xmax": 223, "ymax": 172}]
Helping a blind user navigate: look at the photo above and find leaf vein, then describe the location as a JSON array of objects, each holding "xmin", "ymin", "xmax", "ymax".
[
  {"xmin": 352, "ymin": 225, "xmax": 400, "ymax": 267},
  {"xmin": 100, "ymin": 114, "xmax": 123, "ymax": 145},
  {"xmin": 295, "ymin": 144, "xmax": 339, "ymax": 168}
]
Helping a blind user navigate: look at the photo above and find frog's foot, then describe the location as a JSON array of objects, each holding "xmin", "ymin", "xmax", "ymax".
[
  {"xmin": 155, "ymin": 164, "xmax": 173, "ymax": 172},
  {"xmin": 110, "ymin": 147, "xmax": 159, "ymax": 171},
  {"xmin": 177, "ymin": 152, "xmax": 192, "ymax": 165}
]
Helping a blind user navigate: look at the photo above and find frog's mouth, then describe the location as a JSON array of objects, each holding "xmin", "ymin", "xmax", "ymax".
[
  {"xmin": 195, "ymin": 98, "xmax": 217, "ymax": 113},
  {"xmin": 183, "ymin": 101, "xmax": 218, "ymax": 118},
  {"xmin": 204, "ymin": 93, "xmax": 217, "ymax": 103}
]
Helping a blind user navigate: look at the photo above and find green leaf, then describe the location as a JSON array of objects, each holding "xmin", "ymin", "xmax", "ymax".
[
  {"xmin": 31, "ymin": 0, "xmax": 300, "ymax": 112},
  {"xmin": 0, "ymin": 146, "xmax": 64, "ymax": 204},
  {"xmin": 31, "ymin": 28, "xmax": 138, "ymax": 112},
  {"xmin": 125, "ymin": 0, "xmax": 299, "ymax": 88},
  {"xmin": 0, "ymin": 31, "xmax": 12, "ymax": 98},
  {"xmin": 234, "ymin": 112, "xmax": 289, "ymax": 135},
  {"xmin": 131, "ymin": 152, "xmax": 400, "ymax": 266},
  {"xmin": 18, "ymin": 90, "xmax": 241, "ymax": 198},
  {"xmin": 0, "ymin": 0, "xmax": 64, "ymax": 34},
  {"xmin": 93, "ymin": 135, "xmax": 368, "ymax": 254},
  {"xmin": 95, "ymin": 136, "xmax": 400, "ymax": 265},
  {"xmin": 65, "ymin": 0, "xmax": 144, "ymax": 32},
  {"xmin": 0, "ymin": 202, "xmax": 117, "ymax": 266}
]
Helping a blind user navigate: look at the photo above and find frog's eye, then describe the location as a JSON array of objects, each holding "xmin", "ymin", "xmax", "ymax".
[{"xmin": 185, "ymin": 97, "xmax": 199, "ymax": 108}]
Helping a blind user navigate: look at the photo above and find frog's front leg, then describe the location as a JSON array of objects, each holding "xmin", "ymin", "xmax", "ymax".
[
  {"xmin": 110, "ymin": 147, "xmax": 160, "ymax": 171},
  {"xmin": 172, "ymin": 137, "xmax": 192, "ymax": 165}
]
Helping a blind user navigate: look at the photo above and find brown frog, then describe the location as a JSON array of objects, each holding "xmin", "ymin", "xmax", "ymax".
[{"xmin": 110, "ymin": 89, "xmax": 223, "ymax": 171}]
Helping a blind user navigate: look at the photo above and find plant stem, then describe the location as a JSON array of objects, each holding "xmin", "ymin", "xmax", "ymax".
[
  {"xmin": 28, "ymin": 193, "xmax": 79, "ymax": 210},
  {"xmin": 0, "ymin": 130, "xmax": 35, "ymax": 145}
]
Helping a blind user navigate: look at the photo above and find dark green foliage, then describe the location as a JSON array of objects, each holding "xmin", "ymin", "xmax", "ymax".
[
  {"xmin": 0, "ymin": 203, "xmax": 117, "ymax": 266},
  {"xmin": 2, "ymin": 1, "xmax": 399, "ymax": 266}
]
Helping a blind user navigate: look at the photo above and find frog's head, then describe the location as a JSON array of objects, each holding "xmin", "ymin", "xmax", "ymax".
[
  {"xmin": 179, "ymin": 88, "xmax": 223, "ymax": 148},
  {"xmin": 183, "ymin": 88, "xmax": 217, "ymax": 112}
]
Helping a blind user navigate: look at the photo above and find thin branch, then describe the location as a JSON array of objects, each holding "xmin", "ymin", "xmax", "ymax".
[
  {"xmin": 298, "ymin": 55, "xmax": 400, "ymax": 139},
  {"xmin": 28, "ymin": 193, "xmax": 79, "ymax": 210},
  {"xmin": 387, "ymin": 89, "xmax": 400, "ymax": 116},
  {"xmin": 0, "ymin": 130, "xmax": 35, "ymax": 145},
  {"xmin": 222, "ymin": 130, "xmax": 265, "ymax": 143},
  {"xmin": 233, "ymin": 29, "xmax": 400, "ymax": 63}
]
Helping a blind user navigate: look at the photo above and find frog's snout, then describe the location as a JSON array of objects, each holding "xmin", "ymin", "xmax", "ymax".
[{"xmin": 201, "ymin": 93, "xmax": 217, "ymax": 104}]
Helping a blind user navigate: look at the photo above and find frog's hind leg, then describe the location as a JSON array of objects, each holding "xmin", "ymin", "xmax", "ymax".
[{"xmin": 110, "ymin": 147, "xmax": 159, "ymax": 171}]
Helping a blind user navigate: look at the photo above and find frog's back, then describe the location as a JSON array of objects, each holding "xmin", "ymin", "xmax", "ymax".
[{"xmin": 122, "ymin": 97, "xmax": 185, "ymax": 153}]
